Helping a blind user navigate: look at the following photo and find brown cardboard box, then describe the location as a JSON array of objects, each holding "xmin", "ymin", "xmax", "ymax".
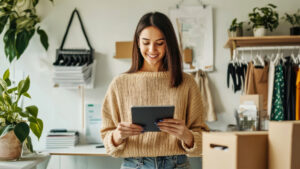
[
  {"xmin": 203, "ymin": 131, "xmax": 268, "ymax": 169},
  {"xmin": 114, "ymin": 41, "xmax": 133, "ymax": 58},
  {"xmin": 269, "ymin": 121, "xmax": 300, "ymax": 169}
]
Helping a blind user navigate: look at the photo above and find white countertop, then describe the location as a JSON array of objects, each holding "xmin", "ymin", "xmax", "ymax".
[{"xmin": 0, "ymin": 153, "xmax": 50, "ymax": 169}]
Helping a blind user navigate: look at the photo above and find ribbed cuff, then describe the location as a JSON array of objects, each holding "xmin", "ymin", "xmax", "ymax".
[
  {"xmin": 181, "ymin": 131, "xmax": 199, "ymax": 153},
  {"xmin": 105, "ymin": 131, "xmax": 126, "ymax": 156}
]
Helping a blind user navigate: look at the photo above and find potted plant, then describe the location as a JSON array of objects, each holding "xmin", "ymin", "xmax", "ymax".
[
  {"xmin": 228, "ymin": 18, "xmax": 243, "ymax": 37},
  {"xmin": 248, "ymin": 4, "xmax": 279, "ymax": 37},
  {"xmin": 282, "ymin": 9, "xmax": 300, "ymax": 35},
  {"xmin": 0, "ymin": 69, "xmax": 43, "ymax": 160},
  {"xmin": 0, "ymin": 0, "xmax": 52, "ymax": 62}
]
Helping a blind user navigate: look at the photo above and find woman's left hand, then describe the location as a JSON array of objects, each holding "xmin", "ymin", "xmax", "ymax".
[{"xmin": 157, "ymin": 119, "xmax": 194, "ymax": 148}]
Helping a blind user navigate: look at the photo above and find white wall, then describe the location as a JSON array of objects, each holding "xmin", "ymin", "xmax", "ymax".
[{"xmin": 1, "ymin": 0, "xmax": 299, "ymax": 168}]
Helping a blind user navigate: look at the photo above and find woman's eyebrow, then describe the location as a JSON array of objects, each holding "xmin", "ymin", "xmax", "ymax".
[{"xmin": 141, "ymin": 38, "xmax": 165, "ymax": 41}]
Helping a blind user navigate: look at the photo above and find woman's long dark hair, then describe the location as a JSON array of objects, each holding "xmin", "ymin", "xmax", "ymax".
[{"xmin": 127, "ymin": 12, "xmax": 183, "ymax": 87}]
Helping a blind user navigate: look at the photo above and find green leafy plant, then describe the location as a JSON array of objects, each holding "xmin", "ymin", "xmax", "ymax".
[
  {"xmin": 0, "ymin": 69, "xmax": 43, "ymax": 152},
  {"xmin": 229, "ymin": 18, "xmax": 243, "ymax": 32},
  {"xmin": 0, "ymin": 0, "xmax": 52, "ymax": 62},
  {"xmin": 282, "ymin": 9, "xmax": 300, "ymax": 27},
  {"xmin": 248, "ymin": 3, "xmax": 279, "ymax": 31}
]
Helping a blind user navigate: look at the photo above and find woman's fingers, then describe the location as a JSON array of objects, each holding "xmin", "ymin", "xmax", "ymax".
[
  {"xmin": 159, "ymin": 126, "xmax": 179, "ymax": 135},
  {"xmin": 120, "ymin": 122, "xmax": 143, "ymax": 130}
]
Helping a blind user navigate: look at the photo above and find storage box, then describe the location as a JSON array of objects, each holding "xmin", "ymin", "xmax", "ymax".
[
  {"xmin": 203, "ymin": 131, "xmax": 268, "ymax": 169},
  {"xmin": 269, "ymin": 121, "xmax": 300, "ymax": 169}
]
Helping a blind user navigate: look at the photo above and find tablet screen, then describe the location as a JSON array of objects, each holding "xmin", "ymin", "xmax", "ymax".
[{"xmin": 131, "ymin": 105, "xmax": 175, "ymax": 132}]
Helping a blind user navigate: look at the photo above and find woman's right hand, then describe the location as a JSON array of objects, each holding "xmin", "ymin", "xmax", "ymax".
[{"xmin": 112, "ymin": 122, "xmax": 143, "ymax": 146}]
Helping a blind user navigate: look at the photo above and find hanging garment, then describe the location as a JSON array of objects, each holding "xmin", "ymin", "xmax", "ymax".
[
  {"xmin": 271, "ymin": 64, "xmax": 285, "ymax": 121},
  {"xmin": 189, "ymin": 70, "xmax": 217, "ymax": 122},
  {"xmin": 267, "ymin": 60, "xmax": 275, "ymax": 117},
  {"xmin": 284, "ymin": 59, "xmax": 297, "ymax": 120},
  {"xmin": 227, "ymin": 63, "xmax": 241, "ymax": 93},
  {"xmin": 244, "ymin": 62, "xmax": 269, "ymax": 111},
  {"xmin": 296, "ymin": 69, "xmax": 300, "ymax": 120}
]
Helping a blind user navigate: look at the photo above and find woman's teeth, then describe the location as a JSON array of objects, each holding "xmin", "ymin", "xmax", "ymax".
[{"xmin": 148, "ymin": 54, "xmax": 158, "ymax": 58}]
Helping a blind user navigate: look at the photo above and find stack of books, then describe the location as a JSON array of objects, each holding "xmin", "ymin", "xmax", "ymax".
[
  {"xmin": 46, "ymin": 130, "xmax": 79, "ymax": 149},
  {"xmin": 53, "ymin": 63, "xmax": 93, "ymax": 88}
]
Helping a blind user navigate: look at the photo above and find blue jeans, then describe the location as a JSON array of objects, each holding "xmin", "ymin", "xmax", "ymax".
[{"xmin": 120, "ymin": 155, "xmax": 190, "ymax": 169}]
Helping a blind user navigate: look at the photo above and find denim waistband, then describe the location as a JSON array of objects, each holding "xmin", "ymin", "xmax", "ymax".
[{"xmin": 125, "ymin": 154, "xmax": 187, "ymax": 162}]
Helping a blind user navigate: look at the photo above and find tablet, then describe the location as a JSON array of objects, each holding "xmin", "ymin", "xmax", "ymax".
[{"xmin": 131, "ymin": 105, "xmax": 175, "ymax": 132}]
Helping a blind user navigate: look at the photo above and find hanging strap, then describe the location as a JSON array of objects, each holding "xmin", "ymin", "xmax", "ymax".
[{"xmin": 60, "ymin": 9, "xmax": 93, "ymax": 50}]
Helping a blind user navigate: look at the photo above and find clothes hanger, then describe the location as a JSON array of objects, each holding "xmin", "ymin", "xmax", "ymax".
[
  {"xmin": 273, "ymin": 49, "xmax": 281, "ymax": 66},
  {"xmin": 258, "ymin": 50, "xmax": 265, "ymax": 67},
  {"xmin": 176, "ymin": 0, "xmax": 206, "ymax": 9},
  {"xmin": 290, "ymin": 50, "xmax": 297, "ymax": 64},
  {"xmin": 297, "ymin": 47, "xmax": 300, "ymax": 64}
]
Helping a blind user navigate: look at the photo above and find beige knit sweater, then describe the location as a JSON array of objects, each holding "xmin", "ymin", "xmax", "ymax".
[{"xmin": 100, "ymin": 71, "xmax": 207, "ymax": 157}]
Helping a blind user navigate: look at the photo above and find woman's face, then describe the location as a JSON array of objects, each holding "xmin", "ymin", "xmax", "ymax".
[{"xmin": 139, "ymin": 26, "xmax": 166, "ymax": 71}]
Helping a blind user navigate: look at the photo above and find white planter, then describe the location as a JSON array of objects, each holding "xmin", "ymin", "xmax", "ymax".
[{"xmin": 253, "ymin": 27, "xmax": 266, "ymax": 37}]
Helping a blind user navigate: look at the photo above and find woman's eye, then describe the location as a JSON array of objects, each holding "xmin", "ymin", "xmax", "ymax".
[
  {"xmin": 142, "ymin": 42, "xmax": 150, "ymax": 45},
  {"xmin": 157, "ymin": 43, "xmax": 164, "ymax": 46}
]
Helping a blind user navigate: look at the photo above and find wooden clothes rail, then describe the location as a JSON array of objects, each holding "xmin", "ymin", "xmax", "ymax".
[{"xmin": 224, "ymin": 36, "xmax": 300, "ymax": 59}]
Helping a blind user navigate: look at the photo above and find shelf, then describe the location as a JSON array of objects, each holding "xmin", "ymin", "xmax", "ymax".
[
  {"xmin": 45, "ymin": 144, "xmax": 108, "ymax": 156},
  {"xmin": 224, "ymin": 36, "xmax": 300, "ymax": 49},
  {"xmin": 224, "ymin": 35, "xmax": 300, "ymax": 59}
]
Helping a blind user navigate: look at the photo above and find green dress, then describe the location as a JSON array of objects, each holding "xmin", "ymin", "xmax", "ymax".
[{"xmin": 271, "ymin": 64, "xmax": 285, "ymax": 121}]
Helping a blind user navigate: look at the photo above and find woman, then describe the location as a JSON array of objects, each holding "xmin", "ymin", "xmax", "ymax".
[{"xmin": 101, "ymin": 12, "xmax": 207, "ymax": 169}]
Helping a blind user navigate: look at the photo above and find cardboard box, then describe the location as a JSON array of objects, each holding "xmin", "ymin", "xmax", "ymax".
[
  {"xmin": 114, "ymin": 41, "xmax": 133, "ymax": 58},
  {"xmin": 203, "ymin": 131, "xmax": 268, "ymax": 169},
  {"xmin": 269, "ymin": 121, "xmax": 300, "ymax": 169}
]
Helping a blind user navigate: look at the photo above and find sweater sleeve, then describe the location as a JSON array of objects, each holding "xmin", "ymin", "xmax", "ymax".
[
  {"xmin": 100, "ymin": 79, "xmax": 126, "ymax": 157},
  {"xmin": 180, "ymin": 77, "xmax": 209, "ymax": 156}
]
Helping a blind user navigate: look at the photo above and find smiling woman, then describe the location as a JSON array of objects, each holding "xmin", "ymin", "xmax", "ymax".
[{"xmin": 100, "ymin": 12, "xmax": 207, "ymax": 169}]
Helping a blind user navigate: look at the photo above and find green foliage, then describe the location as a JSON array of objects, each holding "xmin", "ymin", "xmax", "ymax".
[
  {"xmin": 282, "ymin": 9, "xmax": 300, "ymax": 27},
  {"xmin": 229, "ymin": 18, "xmax": 243, "ymax": 32},
  {"xmin": 0, "ymin": 69, "xmax": 43, "ymax": 152},
  {"xmin": 0, "ymin": 0, "xmax": 52, "ymax": 62},
  {"xmin": 248, "ymin": 4, "xmax": 279, "ymax": 32}
]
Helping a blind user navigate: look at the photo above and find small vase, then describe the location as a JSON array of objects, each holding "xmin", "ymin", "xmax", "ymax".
[
  {"xmin": 228, "ymin": 27, "xmax": 243, "ymax": 37},
  {"xmin": 253, "ymin": 26, "xmax": 266, "ymax": 37},
  {"xmin": 0, "ymin": 131, "xmax": 22, "ymax": 161},
  {"xmin": 290, "ymin": 27, "xmax": 300, "ymax": 35}
]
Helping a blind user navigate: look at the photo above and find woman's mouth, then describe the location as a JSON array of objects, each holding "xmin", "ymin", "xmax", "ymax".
[{"xmin": 147, "ymin": 54, "xmax": 159, "ymax": 59}]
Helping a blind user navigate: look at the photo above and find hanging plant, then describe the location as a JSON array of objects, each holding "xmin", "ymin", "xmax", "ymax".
[{"xmin": 0, "ymin": 0, "xmax": 52, "ymax": 62}]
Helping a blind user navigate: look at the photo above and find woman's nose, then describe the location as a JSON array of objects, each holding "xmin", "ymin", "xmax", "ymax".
[{"xmin": 149, "ymin": 44, "xmax": 156, "ymax": 52}]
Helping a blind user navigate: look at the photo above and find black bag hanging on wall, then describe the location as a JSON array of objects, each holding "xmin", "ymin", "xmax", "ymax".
[{"xmin": 53, "ymin": 9, "xmax": 94, "ymax": 66}]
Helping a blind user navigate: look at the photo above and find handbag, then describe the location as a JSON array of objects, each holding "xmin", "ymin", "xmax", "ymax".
[{"xmin": 53, "ymin": 9, "xmax": 94, "ymax": 66}]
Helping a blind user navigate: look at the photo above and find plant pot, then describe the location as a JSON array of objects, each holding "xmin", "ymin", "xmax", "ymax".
[
  {"xmin": 0, "ymin": 131, "xmax": 22, "ymax": 161},
  {"xmin": 228, "ymin": 28, "xmax": 243, "ymax": 37},
  {"xmin": 290, "ymin": 27, "xmax": 300, "ymax": 35},
  {"xmin": 253, "ymin": 26, "xmax": 266, "ymax": 37}
]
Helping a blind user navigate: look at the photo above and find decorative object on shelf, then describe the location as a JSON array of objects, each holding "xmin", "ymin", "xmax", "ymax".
[
  {"xmin": 0, "ymin": 0, "xmax": 52, "ymax": 62},
  {"xmin": 248, "ymin": 4, "xmax": 279, "ymax": 37},
  {"xmin": 282, "ymin": 9, "xmax": 300, "ymax": 35},
  {"xmin": 228, "ymin": 18, "xmax": 243, "ymax": 37},
  {"xmin": 115, "ymin": 41, "xmax": 133, "ymax": 58},
  {"xmin": 0, "ymin": 69, "xmax": 43, "ymax": 160},
  {"xmin": 53, "ymin": 9, "xmax": 94, "ymax": 88}
]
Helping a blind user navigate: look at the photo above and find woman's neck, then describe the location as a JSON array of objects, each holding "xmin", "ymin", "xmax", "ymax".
[{"xmin": 140, "ymin": 62, "xmax": 164, "ymax": 72}]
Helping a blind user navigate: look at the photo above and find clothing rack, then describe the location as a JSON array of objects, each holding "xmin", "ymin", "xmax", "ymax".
[{"xmin": 235, "ymin": 45, "xmax": 300, "ymax": 51}]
